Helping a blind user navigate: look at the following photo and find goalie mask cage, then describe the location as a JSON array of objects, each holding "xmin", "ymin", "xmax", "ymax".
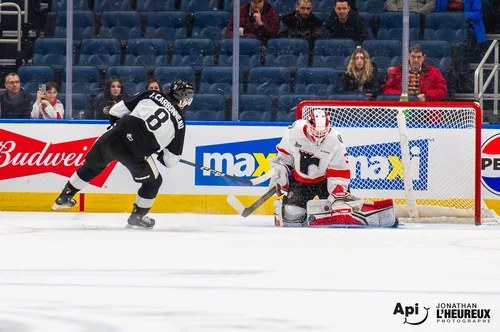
[{"xmin": 297, "ymin": 100, "xmax": 498, "ymax": 226}]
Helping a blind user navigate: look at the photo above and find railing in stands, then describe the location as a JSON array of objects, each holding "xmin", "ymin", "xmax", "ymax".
[
  {"xmin": 475, "ymin": 39, "xmax": 499, "ymax": 114},
  {"xmin": 0, "ymin": 2, "xmax": 22, "ymax": 52}
]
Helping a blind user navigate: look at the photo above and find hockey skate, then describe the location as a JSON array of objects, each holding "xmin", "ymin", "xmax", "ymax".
[
  {"xmin": 51, "ymin": 182, "xmax": 77, "ymax": 210},
  {"xmin": 126, "ymin": 204, "xmax": 155, "ymax": 229}
]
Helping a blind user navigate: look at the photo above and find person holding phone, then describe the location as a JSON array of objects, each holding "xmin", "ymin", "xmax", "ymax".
[
  {"xmin": 225, "ymin": 0, "xmax": 278, "ymax": 43},
  {"xmin": 31, "ymin": 81, "xmax": 64, "ymax": 119},
  {"xmin": 92, "ymin": 76, "xmax": 127, "ymax": 120}
]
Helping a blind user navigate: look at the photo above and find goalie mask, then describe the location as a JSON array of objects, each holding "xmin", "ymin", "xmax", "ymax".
[
  {"xmin": 169, "ymin": 80, "xmax": 195, "ymax": 109},
  {"xmin": 306, "ymin": 109, "xmax": 330, "ymax": 145}
]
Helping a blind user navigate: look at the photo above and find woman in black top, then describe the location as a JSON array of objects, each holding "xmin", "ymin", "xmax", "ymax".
[{"xmin": 339, "ymin": 47, "xmax": 381, "ymax": 98}]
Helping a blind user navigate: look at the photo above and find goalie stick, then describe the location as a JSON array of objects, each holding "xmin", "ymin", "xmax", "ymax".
[
  {"xmin": 180, "ymin": 159, "xmax": 274, "ymax": 186},
  {"xmin": 227, "ymin": 187, "xmax": 277, "ymax": 217}
]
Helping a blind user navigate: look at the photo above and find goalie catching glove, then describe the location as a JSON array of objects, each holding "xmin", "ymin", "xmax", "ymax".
[{"xmin": 268, "ymin": 163, "xmax": 290, "ymax": 196}]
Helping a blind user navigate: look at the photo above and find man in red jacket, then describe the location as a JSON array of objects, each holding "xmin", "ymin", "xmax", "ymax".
[
  {"xmin": 382, "ymin": 43, "xmax": 448, "ymax": 102},
  {"xmin": 226, "ymin": 0, "xmax": 279, "ymax": 43}
]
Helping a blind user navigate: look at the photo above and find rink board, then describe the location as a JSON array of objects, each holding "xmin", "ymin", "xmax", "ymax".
[{"xmin": 0, "ymin": 121, "xmax": 499, "ymax": 214}]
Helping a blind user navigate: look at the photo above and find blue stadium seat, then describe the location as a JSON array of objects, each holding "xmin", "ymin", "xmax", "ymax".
[
  {"xmin": 268, "ymin": 0, "xmax": 296, "ymax": 14},
  {"xmin": 247, "ymin": 67, "xmax": 291, "ymax": 96},
  {"xmin": 265, "ymin": 38, "xmax": 309, "ymax": 68},
  {"xmin": 33, "ymin": 38, "xmax": 75, "ymax": 67},
  {"xmin": 105, "ymin": 65, "xmax": 148, "ymax": 94},
  {"xmin": 295, "ymin": 67, "xmax": 338, "ymax": 97},
  {"xmin": 57, "ymin": 93, "xmax": 89, "ymax": 119},
  {"xmin": 223, "ymin": 0, "xmax": 247, "ymax": 12},
  {"xmin": 79, "ymin": 38, "xmax": 121, "ymax": 68},
  {"xmin": 136, "ymin": 0, "xmax": 175, "ymax": 12},
  {"xmin": 184, "ymin": 94, "xmax": 226, "ymax": 121},
  {"xmin": 276, "ymin": 94, "xmax": 320, "ymax": 123},
  {"xmin": 313, "ymin": 11, "xmax": 325, "ymax": 22},
  {"xmin": 423, "ymin": 12, "xmax": 469, "ymax": 43},
  {"xmin": 312, "ymin": 39, "xmax": 356, "ymax": 68},
  {"xmin": 377, "ymin": 94, "xmax": 419, "ymax": 101},
  {"xmin": 180, "ymin": 0, "xmax": 220, "ymax": 12},
  {"xmin": 144, "ymin": 11, "xmax": 187, "ymax": 41},
  {"xmin": 313, "ymin": 0, "xmax": 333, "ymax": 14},
  {"xmin": 361, "ymin": 39, "xmax": 402, "ymax": 71},
  {"xmin": 358, "ymin": 12, "xmax": 373, "ymax": 39},
  {"xmin": 410, "ymin": 40, "xmax": 452, "ymax": 77},
  {"xmin": 61, "ymin": 65, "xmax": 100, "ymax": 95},
  {"xmin": 124, "ymin": 39, "xmax": 169, "ymax": 68},
  {"xmin": 199, "ymin": 67, "xmax": 243, "ymax": 95},
  {"xmin": 377, "ymin": 11, "xmax": 420, "ymax": 41},
  {"xmin": 357, "ymin": 0, "xmax": 385, "ymax": 13},
  {"xmin": 18, "ymin": 65, "xmax": 55, "ymax": 93},
  {"xmin": 218, "ymin": 38, "xmax": 262, "ymax": 68},
  {"xmin": 328, "ymin": 93, "xmax": 370, "ymax": 100},
  {"xmin": 239, "ymin": 94, "xmax": 273, "ymax": 121},
  {"xmin": 93, "ymin": 0, "xmax": 131, "ymax": 13},
  {"xmin": 192, "ymin": 11, "xmax": 232, "ymax": 42},
  {"xmin": 171, "ymin": 39, "xmax": 215, "ymax": 69},
  {"xmin": 98, "ymin": 11, "xmax": 141, "ymax": 41},
  {"xmin": 55, "ymin": 11, "xmax": 95, "ymax": 43},
  {"xmin": 51, "ymin": 0, "xmax": 88, "ymax": 12},
  {"xmin": 152, "ymin": 66, "xmax": 196, "ymax": 92}
]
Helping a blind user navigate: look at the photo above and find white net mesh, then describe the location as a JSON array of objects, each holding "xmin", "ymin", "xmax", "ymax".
[{"xmin": 298, "ymin": 100, "xmax": 499, "ymax": 225}]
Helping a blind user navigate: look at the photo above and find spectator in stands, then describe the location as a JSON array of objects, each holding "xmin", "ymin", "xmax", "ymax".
[
  {"xmin": 278, "ymin": 0, "xmax": 323, "ymax": 47},
  {"xmin": 382, "ymin": 43, "xmax": 447, "ymax": 101},
  {"xmin": 226, "ymin": 0, "xmax": 279, "ymax": 43},
  {"xmin": 435, "ymin": 0, "xmax": 486, "ymax": 44},
  {"xmin": 147, "ymin": 79, "xmax": 162, "ymax": 92},
  {"xmin": 31, "ymin": 81, "xmax": 64, "ymax": 119},
  {"xmin": 0, "ymin": 73, "xmax": 34, "ymax": 119},
  {"xmin": 92, "ymin": 76, "xmax": 126, "ymax": 120},
  {"xmin": 339, "ymin": 47, "xmax": 381, "ymax": 98},
  {"xmin": 386, "ymin": 0, "xmax": 436, "ymax": 15},
  {"xmin": 322, "ymin": 0, "xmax": 369, "ymax": 44}
]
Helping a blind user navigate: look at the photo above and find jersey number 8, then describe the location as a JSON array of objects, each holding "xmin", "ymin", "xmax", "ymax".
[{"xmin": 146, "ymin": 108, "xmax": 169, "ymax": 131}]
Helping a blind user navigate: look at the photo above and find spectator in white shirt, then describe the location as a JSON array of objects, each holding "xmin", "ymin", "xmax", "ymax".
[{"xmin": 31, "ymin": 81, "xmax": 64, "ymax": 119}]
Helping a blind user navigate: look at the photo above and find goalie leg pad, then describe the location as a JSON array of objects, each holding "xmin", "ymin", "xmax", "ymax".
[
  {"xmin": 306, "ymin": 199, "xmax": 397, "ymax": 228},
  {"xmin": 274, "ymin": 201, "xmax": 307, "ymax": 227}
]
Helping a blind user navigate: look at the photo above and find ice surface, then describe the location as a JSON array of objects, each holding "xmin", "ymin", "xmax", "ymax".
[{"xmin": 0, "ymin": 211, "xmax": 499, "ymax": 332}]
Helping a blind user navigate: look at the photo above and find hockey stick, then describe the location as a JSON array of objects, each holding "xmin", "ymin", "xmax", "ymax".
[
  {"xmin": 180, "ymin": 159, "xmax": 274, "ymax": 186},
  {"xmin": 227, "ymin": 187, "xmax": 277, "ymax": 217}
]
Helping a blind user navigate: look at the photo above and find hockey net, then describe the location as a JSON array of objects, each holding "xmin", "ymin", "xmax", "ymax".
[{"xmin": 297, "ymin": 100, "xmax": 499, "ymax": 225}]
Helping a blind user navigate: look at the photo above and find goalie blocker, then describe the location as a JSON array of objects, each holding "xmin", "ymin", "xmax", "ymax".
[{"xmin": 274, "ymin": 198, "xmax": 398, "ymax": 228}]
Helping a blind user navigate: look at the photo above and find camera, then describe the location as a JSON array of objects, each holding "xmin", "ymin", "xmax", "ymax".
[{"xmin": 38, "ymin": 83, "xmax": 46, "ymax": 93}]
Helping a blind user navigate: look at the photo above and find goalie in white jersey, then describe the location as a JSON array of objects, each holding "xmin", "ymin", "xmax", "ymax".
[
  {"xmin": 51, "ymin": 80, "xmax": 195, "ymax": 229},
  {"xmin": 270, "ymin": 109, "xmax": 396, "ymax": 227}
]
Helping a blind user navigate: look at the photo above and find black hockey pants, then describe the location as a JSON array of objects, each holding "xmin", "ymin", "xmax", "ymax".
[{"xmin": 76, "ymin": 129, "xmax": 163, "ymax": 200}]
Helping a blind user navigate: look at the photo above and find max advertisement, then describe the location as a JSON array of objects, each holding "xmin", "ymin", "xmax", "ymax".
[{"xmin": 0, "ymin": 122, "xmax": 499, "ymax": 214}]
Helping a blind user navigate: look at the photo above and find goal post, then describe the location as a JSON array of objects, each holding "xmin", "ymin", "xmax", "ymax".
[{"xmin": 296, "ymin": 100, "xmax": 498, "ymax": 225}]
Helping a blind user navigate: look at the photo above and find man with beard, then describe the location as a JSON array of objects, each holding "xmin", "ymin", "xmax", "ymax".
[
  {"xmin": 322, "ymin": 0, "xmax": 368, "ymax": 44},
  {"xmin": 278, "ymin": 0, "xmax": 323, "ymax": 47}
]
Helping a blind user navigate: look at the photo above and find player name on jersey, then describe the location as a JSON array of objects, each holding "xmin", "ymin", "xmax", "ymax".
[{"xmin": 148, "ymin": 92, "xmax": 184, "ymax": 130}]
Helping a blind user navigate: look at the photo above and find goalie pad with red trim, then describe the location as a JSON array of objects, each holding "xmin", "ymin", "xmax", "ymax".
[{"xmin": 306, "ymin": 199, "xmax": 397, "ymax": 228}]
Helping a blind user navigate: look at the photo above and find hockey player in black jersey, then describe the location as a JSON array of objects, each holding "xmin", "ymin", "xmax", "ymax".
[{"xmin": 52, "ymin": 80, "xmax": 195, "ymax": 229}]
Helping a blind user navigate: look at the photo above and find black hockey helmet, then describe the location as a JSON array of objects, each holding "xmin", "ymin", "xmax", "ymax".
[{"xmin": 169, "ymin": 80, "xmax": 195, "ymax": 108}]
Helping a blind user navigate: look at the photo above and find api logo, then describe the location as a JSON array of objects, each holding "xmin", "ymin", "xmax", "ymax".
[
  {"xmin": 393, "ymin": 302, "xmax": 430, "ymax": 325},
  {"xmin": 481, "ymin": 133, "xmax": 500, "ymax": 195},
  {"xmin": 347, "ymin": 139, "xmax": 429, "ymax": 191},
  {"xmin": 195, "ymin": 138, "xmax": 280, "ymax": 186}
]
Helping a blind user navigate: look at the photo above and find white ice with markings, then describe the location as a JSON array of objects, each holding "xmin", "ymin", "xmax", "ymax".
[{"xmin": 0, "ymin": 211, "xmax": 499, "ymax": 332}]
